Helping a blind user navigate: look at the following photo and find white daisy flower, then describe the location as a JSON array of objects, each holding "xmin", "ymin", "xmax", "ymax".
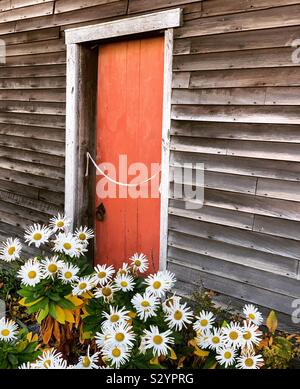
[
  {"xmin": 0, "ymin": 238, "xmax": 22, "ymax": 262},
  {"xmin": 236, "ymin": 351, "xmax": 264, "ymax": 369},
  {"xmin": 165, "ymin": 302, "xmax": 193, "ymax": 331},
  {"xmin": 241, "ymin": 321, "xmax": 262, "ymax": 349},
  {"xmin": 75, "ymin": 226, "xmax": 94, "ymax": 244},
  {"xmin": 243, "ymin": 304, "xmax": 264, "ymax": 326},
  {"xmin": 193, "ymin": 310, "xmax": 215, "ymax": 332},
  {"xmin": 162, "ymin": 294, "xmax": 182, "ymax": 314},
  {"xmin": 17, "ymin": 259, "xmax": 42, "ymax": 287},
  {"xmin": 207, "ymin": 328, "xmax": 226, "ymax": 351},
  {"xmin": 138, "ymin": 336, "xmax": 147, "ymax": 355},
  {"xmin": 58, "ymin": 262, "xmax": 80, "ymax": 284},
  {"xmin": 40, "ymin": 256, "xmax": 64, "ymax": 279},
  {"xmin": 94, "ymin": 282, "xmax": 118, "ymax": 303},
  {"xmin": 72, "ymin": 276, "xmax": 94, "ymax": 296},
  {"xmin": 101, "ymin": 344, "xmax": 130, "ymax": 369},
  {"xmin": 49, "ymin": 213, "xmax": 71, "ymax": 233},
  {"xmin": 76, "ymin": 346, "xmax": 99, "ymax": 369},
  {"xmin": 144, "ymin": 270, "xmax": 176, "ymax": 298},
  {"xmin": 103, "ymin": 322, "xmax": 135, "ymax": 349},
  {"xmin": 114, "ymin": 273, "xmax": 135, "ymax": 292},
  {"xmin": 143, "ymin": 325, "xmax": 174, "ymax": 357},
  {"xmin": 196, "ymin": 330, "xmax": 211, "ymax": 349},
  {"xmin": 117, "ymin": 263, "xmax": 131, "ymax": 276},
  {"xmin": 24, "ymin": 224, "xmax": 51, "ymax": 248},
  {"xmin": 34, "ymin": 349, "xmax": 65, "ymax": 369},
  {"xmin": 18, "ymin": 362, "xmax": 35, "ymax": 369},
  {"xmin": 131, "ymin": 291, "xmax": 159, "ymax": 321},
  {"xmin": 130, "ymin": 253, "xmax": 149, "ymax": 273},
  {"xmin": 0, "ymin": 317, "xmax": 18, "ymax": 342},
  {"xmin": 222, "ymin": 322, "xmax": 243, "ymax": 349},
  {"xmin": 76, "ymin": 243, "xmax": 88, "ymax": 257},
  {"xmin": 95, "ymin": 329, "xmax": 112, "ymax": 349},
  {"xmin": 53, "ymin": 232, "xmax": 82, "ymax": 258},
  {"xmin": 93, "ymin": 264, "xmax": 115, "ymax": 286},
  {"xmin": 39, "ymin": 359, "xmax": 68, "ymax": 369},
  {"xmin": 101, "ymin": 306, "xmax": 130, "ymax": 329},
  {"xmin": 216, "ymin": 346, "xmax": 237, "ymax": 368}
]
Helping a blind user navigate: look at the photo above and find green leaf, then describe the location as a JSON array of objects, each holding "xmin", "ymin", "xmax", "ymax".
[
  {"xmin": 37, "ymin": 304, "xmax": 49, "ymax": 324},
  {"xmin": 266, "ymin": 310, "xmax": 278, "ymax": 333},
  {"xmin": 18, "ymin": 289, "xmax": 32, "ymax": 297},
  {"xmin": 48, "ymin": 292, "xmax": 61, "ymax": 302},
  {"xmin": 16, "ymin": 340, "xmax": 28, "ymax": 353},
  {"xmin": 8, "ymin": 353, "xmax": 18, "ymax": 367},
  {"xmin": 56, "ymin": 298, "xmax": 75, "ymax": 310},
  {"xmin": 49, "ymin": 301, "xmax": 57, "ymax": 320}
]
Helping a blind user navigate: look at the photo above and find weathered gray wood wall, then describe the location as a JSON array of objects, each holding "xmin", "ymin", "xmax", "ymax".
[{"xmin": 0, "ymin": 0, "xmax": 300, "ymax": 324}]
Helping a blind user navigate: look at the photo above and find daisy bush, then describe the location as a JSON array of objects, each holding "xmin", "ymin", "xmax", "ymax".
[
  {"xmin": 0, "ymin": 213, "xmax": 295, "ymax": 369},
  {"xmin": 0, "ymin": 317, "xmax": 41, "ymax": 369},
  {"xmin": 0, "ymin": 214, "xmax": 94, "ymax": 349}
]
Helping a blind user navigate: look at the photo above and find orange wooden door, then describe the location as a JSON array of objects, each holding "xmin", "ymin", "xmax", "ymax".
[{"xmin": 95, "ymin": 37, "xmax": 164, "ymax": 272}]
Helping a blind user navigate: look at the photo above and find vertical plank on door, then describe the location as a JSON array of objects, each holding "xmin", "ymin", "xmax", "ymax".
[{"xmin": 96, "ymin": 37, "xmax": 164, "ymax": 271}]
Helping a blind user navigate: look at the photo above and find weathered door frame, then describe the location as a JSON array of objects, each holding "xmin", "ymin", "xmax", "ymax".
[{"xmin": 64, "ymin": 9, "xmax": 182, "ymax": 270}]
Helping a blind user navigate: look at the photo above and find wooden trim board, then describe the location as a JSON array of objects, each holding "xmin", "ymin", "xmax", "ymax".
[
  {"xmin": 65, "ymin": 8, "xmax": 182, "ymax": 44},
  {"xmin": 65, "ymin": 9, "xmax": 181, "ymax": 269}
]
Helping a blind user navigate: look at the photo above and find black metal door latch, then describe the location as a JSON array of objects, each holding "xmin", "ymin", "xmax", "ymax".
[{"xmin": 96, "ymin": 203, "xmax": 106, "ymax": 221}]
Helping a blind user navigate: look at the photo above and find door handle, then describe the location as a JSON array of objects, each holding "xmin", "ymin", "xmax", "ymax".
[{"xmin": 96, "ymin": 203, "xmax": 106, "ymax": 222}]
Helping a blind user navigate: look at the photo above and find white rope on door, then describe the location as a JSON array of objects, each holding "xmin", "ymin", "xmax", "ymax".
[{"xmin": 85, "ymin": 152, "xmax": 161, "ymax": 188}]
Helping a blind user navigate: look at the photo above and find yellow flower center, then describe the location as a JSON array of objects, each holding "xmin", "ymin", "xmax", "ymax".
[
  {"xmin": 245, "ymin": 358, "xmax": 254, "ymax": 367},
  {"xmin": 249, "ymin": 313, "xmax": 255, "ymax": 320},
  {"xmin": 153, "ymin": 335, "xmax": 163, "ymax": 345},
  {"xmin": 212, "ymin": 336, "xmax": 220, "ymax": 344},
  {"xmin": 141, "ymin": 301, "xmax": 150, "ymax": 307},
  {"xmin": 33, "ymin": 233, "xmax": 42, "ymax": 241},
  {"xmin": 112, "ymin": 348, "xmax": 121, "ymax": 358},
  {"xmin": 1, "ymin": 329, "xmax": 10, "ymax": 337},
  {"xmin": 79, "ymin": 233, "xmax": 86, "ymax": 241},
  {"xmin": 174, "ymin": 310, "xmax": 183, "ymax": 320},
  {"xmin": 102, "ymin": 287, "xmax": 112, "ymax": 297},
  {"xmin": 56, "ymin": 221, "xmax": 64, "ymax": 228},
  {"xmin": 110, "ymin": 314, "xmax": 119, "ymax": 323},
  {"xmin": 224, "ymin": 351, "xmax": 232, "ymax": 359},
  {"xmin": 98, "ymin": 271, "xmax": 106, "ymax": 279},
  {"xmin": 79, "ymin": 282, "xmax": 87, "ymax": 290},
  {"xmin": 64, "ymin": 271, "xmax": 72, "ymax": 279},
  {"xmin": 28, "ymin": 270, "xmax": 37, "ymax": 279},
  {"xmin": 120, "ymin": 281, "xmax": 128, "ymax": 288},
  {"xmin": 115, "ymin": 333, "xmax": 125, "ymax": 342},
  {"xmin": 43, "ymin": 360, "xmax": 52, "ymax": 368},
  {"xmin": 135, "ymin": 259, "xmax": 141, "ymax": 267},
  {"xmin": 119, "ymin": 269, "xmax": 127, "ymax": 275},
  {"xmin": 200, "ymin": 319, "xmax": 208, "ymax": 327},
  {"xmin": 229, "ymin": 331, "xmax": 239, "ymax": 340},
  {"xmin": 243, "ymin": 331, "xmax": 252, "ymax": 340},
  {"xmin": 82, "ymin": 356, "xmax": 91, "ymax": 367},
  {"xmin": 63, "ymin": 243, "xmax": 72, "ymax": 250},
  {"xmin": 8, "ymin": 247, "xmax": 15, "ymax": 256},
  {"xmin": 153, "ymin": 281, "xmax": 161, "ymax": 289},
  {"xmin": 48, "ymin": 264, "xmax": 58, "ymax": 273}
]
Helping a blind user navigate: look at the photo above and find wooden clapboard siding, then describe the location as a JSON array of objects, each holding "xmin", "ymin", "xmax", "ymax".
[{"xmin": 0, "ymin": 0, "xmax": 299, "ymax": 326}]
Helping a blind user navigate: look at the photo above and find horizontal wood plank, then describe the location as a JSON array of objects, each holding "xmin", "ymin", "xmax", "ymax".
[
  {"xmin": 171, "ymin": 121, "xmax": 300, "ymax": 143},
  {"xmin": 174, "ymin": 25, "xmax": 300, "ymax": 55},
  {"xmin": 171, "ymin": 105, "xmax": 300, "ymax": 125},
  {"xmin": 170, "ymin": 151, "xmax": 300, "ymax": 182},
  {"xmin": 175, "ymin": 5, "xmax": 300, "ymax": 38},
  {"xmin": 172, "ymin": 87, "xmax": 300, "ymax": 106},
  {"xmin": 173, "ymin": 48, "xmax": 297, "ymax": 71},
  {"xmin": 189, "ymin": 68, "xmax": 300, "ymax": 88}
]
